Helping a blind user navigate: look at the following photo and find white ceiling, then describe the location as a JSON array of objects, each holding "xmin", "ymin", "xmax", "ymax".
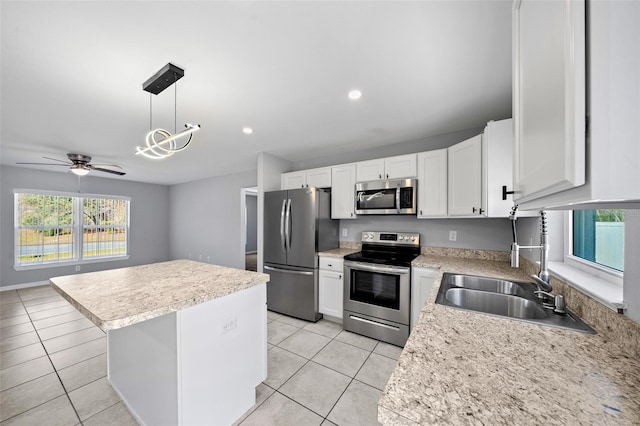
[{"xmin": 1, "ymin": 1, "xmax": 513, "ymax": 185}]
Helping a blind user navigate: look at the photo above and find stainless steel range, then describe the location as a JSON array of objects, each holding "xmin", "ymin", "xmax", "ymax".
[{"xmin": 343, "ymin": 231, "xmax": 420, "ymax": 347}]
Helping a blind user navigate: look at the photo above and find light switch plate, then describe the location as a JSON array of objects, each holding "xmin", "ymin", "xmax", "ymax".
[{"xmin": 449, "ymin": 231, "xmax": 457, "ymax": 241}]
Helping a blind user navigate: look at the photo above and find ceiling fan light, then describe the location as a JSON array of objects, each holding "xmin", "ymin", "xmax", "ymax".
[{"xmin": 70, "ymin": 165, "xmax": 90, "ymax": 176}]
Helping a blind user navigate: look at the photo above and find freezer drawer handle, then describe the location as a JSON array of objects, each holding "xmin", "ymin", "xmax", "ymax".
[
  {"xmin": 264, "ymin": 266, "xmax": 314, "ymax": 276},
  {"xmin": 349, "ymin": 315, "xmax": 400, "ymax": 331}
]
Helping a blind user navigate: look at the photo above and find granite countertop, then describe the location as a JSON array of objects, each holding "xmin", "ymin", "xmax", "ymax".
[
  {"xmin": 318, "ymin": 247, "xmax": 360, "ymax": 258},
  {"xmin": 379, "ymin": 254, "xmax": 640, "ymax": 425},
  {"xmin": 49, "ymin": 259, "xmax": 269, "ymax": 332}
]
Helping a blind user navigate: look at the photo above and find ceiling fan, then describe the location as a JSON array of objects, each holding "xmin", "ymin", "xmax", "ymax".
[{"xmin": 17, "ymin": 153, "xmax": 126, "ymax": 176}]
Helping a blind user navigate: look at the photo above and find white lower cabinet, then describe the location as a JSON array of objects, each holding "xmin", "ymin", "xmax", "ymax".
[
  {"xmin": 410, "ymin": 267, "xmax": 438, "ymax": 330},
  {"xmin": 319, "ymin": 257, "xmax": 344, "ymax": 319}
]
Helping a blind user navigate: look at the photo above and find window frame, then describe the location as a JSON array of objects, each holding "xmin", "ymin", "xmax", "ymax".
[
  {"xmin": 563, "ymin": 211, "xmax": 623, "ymax": 287},
  {"xmin": 14, "ymin": 189, "xmax": 130, "ymax": 270}
]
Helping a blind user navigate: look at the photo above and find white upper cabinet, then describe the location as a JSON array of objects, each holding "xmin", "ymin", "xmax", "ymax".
[
  {"xmin": 331, "ymin": 164, "xmax": 357, "ymax": 219},
  {"xmin": 281, "ymin": 167, "xmax": 332, "ymax": 190},
  {"xmin": 384, "ymin": 154, "xmax": 417, "ymax": 179},
  {"xmin": 512, "ymin": 0, "xmax": 586, "ymax": 204},
  {"xmin": 356, "ymin": 154, "xmax": 417, "ymax": 181},
  {"xmin": 417, "ymin": 149, "xmax": 447, "ymax": 218},
  {"xmin": 513, "ymin": 0, "xmax": 640, "ymax": 209},
  {"xmin": 281, "ymin": 171, "xmax": 306, "ymax": 190},
  {"xmin": 448, "ymin": 135, "xmax": 483, "ymax": 217},
  {"xmin": 356, "ymin": 159, "xmax": 385, "ymax": 181}
]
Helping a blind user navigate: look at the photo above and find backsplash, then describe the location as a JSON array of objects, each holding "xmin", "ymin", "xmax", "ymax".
[{"xmin": 521, "ymin": 258, "xmax": 640, "ymax": 359}]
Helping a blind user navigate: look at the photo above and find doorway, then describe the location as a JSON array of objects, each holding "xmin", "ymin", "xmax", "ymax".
[{"xmin": 242, "ymin": 187, "xmax": 258, "ymax": 271}]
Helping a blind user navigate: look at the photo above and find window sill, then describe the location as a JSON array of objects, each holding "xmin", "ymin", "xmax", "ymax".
[
  {"xmin": 14, "ymin": 255, "xmax": 130, "ymax": 271},
  {"xmin": 548, "ymin": 261, "xmax": 625, "ymax": 311}
]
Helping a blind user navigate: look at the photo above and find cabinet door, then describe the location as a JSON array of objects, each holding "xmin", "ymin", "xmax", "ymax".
[
  {"xmin": 306, "ymin": 167, "xmax": 332, "ymax": 188},
  {"xmin": 281, "ymin": 171, "xmax": 306, "ymax": 190},
  {"xmin": 448, "ymin": 135, "xmax": 482, "ymax": 216},
  {"xmin": 385, "ymin": 154, "xmax": 417, "ymax": 179},
  {"xmin": 319, "ymin": 270, "xmax": 343, "ymax": 319},
  {"xmin": 331, "ymin": 164, "xmax": 357, "ymax": 219},
  {"xmin": 356, "ymin": 159, "xmax": 385, "ymax": 181},
  {"xmin": 513, "ymin": 0, "xmax": 586, "ymax": 204},
  {"xmin": 410, "ymin": 268, "xmax": 438, "ymax": 330},
  {"xmin": 417, "ymin": 149, "xmax": 447, "ymax": 218}
]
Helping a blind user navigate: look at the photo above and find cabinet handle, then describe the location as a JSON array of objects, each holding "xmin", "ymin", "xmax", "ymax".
[
  {"xmin": 472, "ymin": 207, "xmax": 477, "ymax": 213},
  {"xmin": 479, "ymin": 208, "xmax": 485, "ymax": 215},
  {"xmin": 339, "ymin": 275, "xmax": 342, "ymax": 279},
  {"xmin": 328, "ymin": 264, "xmax": 332, "ymax": 267},
  {"xmin": 386, "ymin": 173, "xmax": 389, "ymax": 179},
  {"xmin": 301, "ymin": 184, "xmax": 304, "ymax": 188},
  {"xmin": 420, "ymin": 210, "xmax": 423, "ymax": 215},
  {"xmin": 502, "ymin": 185, "xmax": 515, "ymax": 201},
  {"xmin": 350, "ymin": 212, "xmax": 353, "ymax": 217},
  {"xmin": 378, "ymin": 174, "xmax": 382, "ymax": 179}
]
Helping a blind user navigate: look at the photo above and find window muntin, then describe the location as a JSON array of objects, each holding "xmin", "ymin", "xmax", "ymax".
[
  {"xmin": 14, "ymin": 191, "xmax": 129, "ymax": 267},
  {"xmin": 572, "ymin": 209, "xmax": 624, "ymax": 272}
]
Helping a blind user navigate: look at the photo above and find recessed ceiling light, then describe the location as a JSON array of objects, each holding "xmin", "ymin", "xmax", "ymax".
[
  {"xmin": 348, "ymin": 90, "xmax": 362, "ymax": 100},
  {"xmin": 242, "ymin": 127, "xmax": 253, "ymax": 135}
]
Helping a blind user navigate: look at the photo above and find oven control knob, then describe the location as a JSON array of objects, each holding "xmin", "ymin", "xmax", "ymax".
[{"xmin": 411, "ymin": 236, "xmax": 416, "ymax": 241}]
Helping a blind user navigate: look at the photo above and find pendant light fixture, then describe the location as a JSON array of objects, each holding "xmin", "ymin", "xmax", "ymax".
[{"xmin": 135, "ymin": 63, "xmax": 201, "ymax": 159}]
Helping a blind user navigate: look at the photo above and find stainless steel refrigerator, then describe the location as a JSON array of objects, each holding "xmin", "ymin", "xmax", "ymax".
[{"xmin": 264, "ymin": 187, "xmax": 339, "ymax": 322}]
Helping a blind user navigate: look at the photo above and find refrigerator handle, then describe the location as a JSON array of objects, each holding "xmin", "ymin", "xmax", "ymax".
[
  {"xmin": 284, "ymin": 198, "xmax": 292, "ymax": 252},
  {"xmin": 280, "ymin": 199, "xmax": 287, "ymax": 252}
]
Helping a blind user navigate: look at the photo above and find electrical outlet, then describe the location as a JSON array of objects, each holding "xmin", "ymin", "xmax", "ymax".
[
  {"xmin": 449, "ymin": 231, "xmax": 457, "ymax": 241},
  {"xmin": 342, "ymin": 228, "xmax": 348, "ymax": 237},
  {"xmin": 221, "ymin": 318, "xmax": 237, "ymax": 334},
  {"xmin": 75, "ymin": 265, "xmax": 81, "ymax": 272}
]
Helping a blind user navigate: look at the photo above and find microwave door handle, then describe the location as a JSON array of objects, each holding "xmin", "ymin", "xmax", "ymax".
[
  {"xmin": 285, "ymin": 198, "xmax": 292, "ymax": 252},
  {"xmin": 280, "ymin": 199, "xmax": 287, "ymax": 252},
  {"xmin": 396, "ymin": 187, "xmax": 401, "ymax": 213}
]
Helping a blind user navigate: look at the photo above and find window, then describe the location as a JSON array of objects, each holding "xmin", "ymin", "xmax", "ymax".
[
  {"xmin": 14, "ymin": 191, "xmax": 129, "ymax": 268},
  {"xmin": 572, "ymin": 209, "xmax": 624, "ymax": 272}
]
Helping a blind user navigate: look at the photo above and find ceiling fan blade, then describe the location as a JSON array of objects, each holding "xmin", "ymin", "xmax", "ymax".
[
  {"xmin": 91, "ymin": 164, "xmax": 123, "ymax": 170},
  {"xmin": 88, "ymin": 165, "xmax": 126, "ymax": 176},
  {"xmin": 16, "ymin": 162, "xmax": 70, "ymax": 166},
  {"xmin": 43, "ymin": 156, "xmax": 73, "ymax": 164}
]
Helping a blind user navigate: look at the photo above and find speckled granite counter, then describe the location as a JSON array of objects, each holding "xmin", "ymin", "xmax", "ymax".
[
  {"xmin": 50, "ymin": 259, "xmax": 269, "ymax": 331},
  {"xmin": 379, "ymin": 254, "xmax": 640, "ymax": 425}
]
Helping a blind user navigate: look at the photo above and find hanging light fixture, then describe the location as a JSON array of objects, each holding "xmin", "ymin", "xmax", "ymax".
[{"xmin": 136, "ymin": 63, "xmax": 201, "ymax": 160}]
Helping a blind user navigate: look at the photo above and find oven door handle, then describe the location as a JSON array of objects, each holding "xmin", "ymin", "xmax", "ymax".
[{"xmin": 344, "ymin": 261, "xmax": 409, "ymax": 275}]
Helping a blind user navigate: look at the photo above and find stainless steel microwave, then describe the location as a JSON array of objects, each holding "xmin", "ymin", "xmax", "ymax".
[{"xmin": 355, "ymin": 179, "xmax": 417, "ymax": 215}]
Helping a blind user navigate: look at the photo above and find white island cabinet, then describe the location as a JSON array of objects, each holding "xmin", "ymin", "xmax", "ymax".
[{"xmin": 50, "ymin": 259, "xmax": 269, "ymax": 426}]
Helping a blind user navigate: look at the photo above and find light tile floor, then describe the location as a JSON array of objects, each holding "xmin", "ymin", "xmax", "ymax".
[{"xmin": 1, "ymin": 286, "xmax": 402, "ymax": 425}]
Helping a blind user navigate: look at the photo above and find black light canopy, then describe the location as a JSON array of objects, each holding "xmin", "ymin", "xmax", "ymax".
[{"xmin": 142, "ymin": 63, "xmax": 184, "ymax": 95}]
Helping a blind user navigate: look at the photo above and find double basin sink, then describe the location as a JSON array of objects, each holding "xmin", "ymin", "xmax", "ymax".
[{"xmin": 435, "ymin": 273, "xmax": 595, "ymax": 333}]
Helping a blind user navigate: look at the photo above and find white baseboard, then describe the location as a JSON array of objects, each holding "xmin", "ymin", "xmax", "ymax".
[{"xmin": 0, "ymin": 280, "xmax": 50, "ymax": 292}]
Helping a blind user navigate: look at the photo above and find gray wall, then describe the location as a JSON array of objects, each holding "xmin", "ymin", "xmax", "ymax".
[
  {"xmin": 169, "ymin": 169, "xmax": 257, "ymax": 270},
  {"xmin": 246, "ymin": 194, "xmax": 257, "ymax": 253},
  {"xmin": 0, "ymin": 165, "xmax": 170, "ymax": 288},
  {"xmin": 340, "ymin": 216, "xmax": 524, "ymax": 252}
]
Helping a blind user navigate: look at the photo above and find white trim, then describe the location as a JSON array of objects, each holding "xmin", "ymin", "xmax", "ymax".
[
  {"xmin": 556, "ymin": 210, "xmax": 625, "ymax": 312},
  {"xmin": 0, "ymin": 280, "xmax": 50, "ymax": 291},
  {"xmin": 13, "ymin": 255, "xmax": 130, "ymax": 271},
  {"xmin": 548, "ymin": 262, "xmax": 625, "ymax": 311}
]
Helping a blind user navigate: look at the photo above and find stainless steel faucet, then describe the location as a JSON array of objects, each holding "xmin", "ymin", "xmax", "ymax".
[{"xmin": 509, "ymin": 207, "xmax": 552, "ymax": 294}]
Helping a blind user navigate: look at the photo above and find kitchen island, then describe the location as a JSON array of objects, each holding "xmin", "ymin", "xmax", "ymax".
[
  {"xmin": 49, "ymin": 259, "xmax": 269, "ymax": 426},
  {"xmin": 379, "ymin": 253, "xmax": 640, "ymax": 425}
]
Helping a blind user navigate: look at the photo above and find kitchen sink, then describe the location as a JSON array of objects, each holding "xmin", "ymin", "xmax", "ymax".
[
  {"xmin": 435, "ymin": 273, "xmax": 596, "ymax": 333},
  {"xmin": 446, "ymin": 274, "xmax": 531, "ymax": 298},
  {"xmin": 445, "ymin": 288, "xmax": 547, "ymax": 320}
]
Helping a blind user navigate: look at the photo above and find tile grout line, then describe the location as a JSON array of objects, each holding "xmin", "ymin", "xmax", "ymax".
[{"xmin": 11, "ymin": 289, "xmax": 85, "ymax": 425}]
